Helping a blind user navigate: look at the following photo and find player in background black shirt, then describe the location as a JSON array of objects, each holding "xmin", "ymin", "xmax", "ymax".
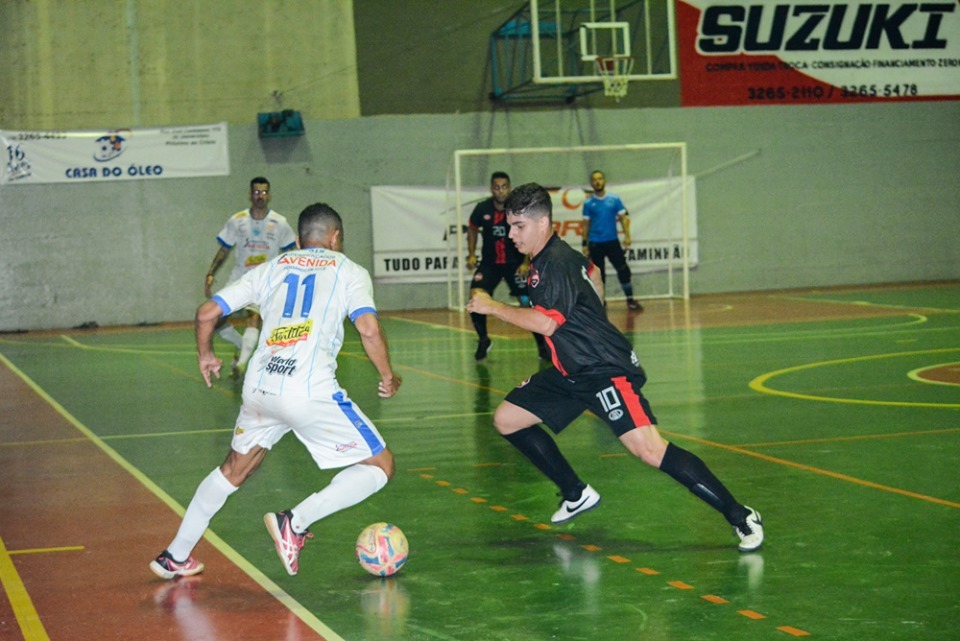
[
  {"xmin": 467, "ymin": 172, "xmax": 549, "ymax": 362},
  {"xmin": 467, "ymin": 183, "xmax": 763, "ymax": 552}
]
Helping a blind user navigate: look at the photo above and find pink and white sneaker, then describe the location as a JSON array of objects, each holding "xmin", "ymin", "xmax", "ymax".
[
  {"xmin": 264, "ymin": 510, "xmax": 313, "ymax": 576},
  {"xmin": 149, "ymin": 550, "xmax": 204, "ymax": 580}
]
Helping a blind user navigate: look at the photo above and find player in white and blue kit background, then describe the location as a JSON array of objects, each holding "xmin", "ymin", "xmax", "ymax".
[
  {"xmin": 151, "ymin": 203, "xmax": 402, "ymax": 580},
  {"xmin": 581, "ymin": 170, "xmax": 642, "ymax": 311},
  {"xmin": 204, "ymin": 177, "xmax": 297, "ymax": 377}
]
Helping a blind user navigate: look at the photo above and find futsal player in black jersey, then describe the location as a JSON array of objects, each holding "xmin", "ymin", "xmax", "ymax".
[
  {"xmin": 467, "ymin": 172, "xmax": 549, "ymax": 362},
  {"xmin": 467, "ymin": 183, "xmax": 763, "ymax": 552}
]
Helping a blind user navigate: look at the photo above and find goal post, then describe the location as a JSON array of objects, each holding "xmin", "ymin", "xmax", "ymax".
[{"xmin": 449, "ymin": 143, "xmax": 692, "ymax": 310}]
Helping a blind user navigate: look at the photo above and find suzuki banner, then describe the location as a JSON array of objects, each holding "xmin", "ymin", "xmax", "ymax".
[
  {"xmin": 1, "ymin": 123, "xmax": 230, "ymax": 185},
  {"xmin": 371, "ymin": 179, "xmax": 698, "ymax": 284},
  {"xmin": 677, "ymin": 0, "xmax": 960, "ymax": 106}
]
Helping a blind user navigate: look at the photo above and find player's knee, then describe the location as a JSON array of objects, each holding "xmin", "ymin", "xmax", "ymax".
[
  {"xmin": 629, "ymin": 445, "xmax": 661, "ymax": 467},
  {"xmin": 492, "ymin": 408, "xmax": 512, "ymax": 435},
  {"xmin": 373, "ymin": 449, "xmax": 395, "ymax": 480},
  {"xmin": 220, "ymin": 463, "xmax": 252, "ymax": 486},
  {"xmin": 621, "ymin": 429, "xmax": 667, "ymax": 467},
  {"xmin": 220, "ymin": 448, "xmax": 264, "ymax": 485},
  {"xmin": 492, "ymin": 403, "xmax": 531, "ymax": 435}
]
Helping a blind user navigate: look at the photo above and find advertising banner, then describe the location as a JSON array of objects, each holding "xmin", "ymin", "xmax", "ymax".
[
  {"xmin": 371, "ymin": 179, "xmax": 698, "ymax": 284},
  {"xmin": 677, "ymin": 0, "xmax": 960, "ymax": 106},
  {"xmin": 1, "ymin": 123, "xmax": 230, "ymax": 185}
]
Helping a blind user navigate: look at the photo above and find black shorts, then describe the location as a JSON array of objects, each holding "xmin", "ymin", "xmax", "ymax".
[
  {"xmin": 505, "ymin": 367, "xmax": 657, "ymax": 437},
  {"xmin": 471, "ymin": 262, "xmax": 527, "ymax": 298},
  {"xmin": 588, "ymin": 240, "xmax": 628, "ymax": 267}
]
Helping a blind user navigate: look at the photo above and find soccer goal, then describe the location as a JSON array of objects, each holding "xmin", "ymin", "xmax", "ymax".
[{"xmin": 447, "ymin": 143, "xmax": 694, "ymax": 310}]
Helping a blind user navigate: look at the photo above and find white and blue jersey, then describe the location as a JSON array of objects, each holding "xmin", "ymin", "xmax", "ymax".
[
  {"xmin": 582, "ymin": 194, "xmax": 627, "ymax": 243},
  {"xmin": 212, "ymin": 247, "xmax": 377, "ymax": 397},
  {"xmin": 216, "ymin": 209, "xmax": 297, "ymax": 284},
  {"xmin": 212, "ymin": 246, "xmax": 387, "ymax": 468}
]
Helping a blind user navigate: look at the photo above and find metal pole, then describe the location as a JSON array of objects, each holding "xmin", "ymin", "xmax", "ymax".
[{"xmin": 454, "ymin": 152, "xmax": 465, "ymax": 309}]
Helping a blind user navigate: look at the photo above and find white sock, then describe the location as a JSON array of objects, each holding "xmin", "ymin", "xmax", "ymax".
[
  {"xmin": 217, "ymin": 324, "xmax": 244, "ymax": 349},
  {"xmin": 167, "ymin": 467, "xmax": 238, "ymax": 561},
  {"xmin": 238, "ymin": 327, "xmax": 259, "ymax": 365},
  {"xmin": 290, "ymin": 464, "xmax": 389, "ymax": 533}
]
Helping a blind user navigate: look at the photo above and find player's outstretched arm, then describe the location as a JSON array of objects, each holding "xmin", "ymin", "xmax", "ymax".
[
  {"xmin": 620, "ymin": 214, "xmax": 632, "ymax": 248},
  {"xmin": 588, "ymin": 262, "xmax": 605, "ymax": 301},
  {"xmin": 467, "ymin": 290, "xmax": 558, "ymax": 336},
  {"xmin": 581, "ymin": 218, "xmax": 592, "ymax": 257},
  {"xmin": 195, "ymin": 300, "xmax": 224, "ymax": 387},
  {"xmin": 355, "ymin": 312, "xmax": 402, "ymax": 398},
  {"xmin": 466, "ymin": 226, "xmax": 479, "ymax": 269},
  {"xmin": 204, "ymin": 245, "xmax": 231, "ymax": 298}
]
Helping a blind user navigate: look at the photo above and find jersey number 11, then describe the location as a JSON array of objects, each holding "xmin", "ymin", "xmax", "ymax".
[{"xmin": 281, "ymin": 273, "xmax": 316, "ymax": 318}]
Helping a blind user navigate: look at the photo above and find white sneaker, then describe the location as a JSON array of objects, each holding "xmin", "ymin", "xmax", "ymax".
[
  {"xmin": 550, "ymin": 485, "xmax": 601, "ymax": 524},
  {"xmin": 734, "ymin": 507, "xmax": 764, "ymax": 552}
]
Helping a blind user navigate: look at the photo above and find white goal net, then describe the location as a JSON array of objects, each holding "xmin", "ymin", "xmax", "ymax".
[{"xmin": 447, "ymin": 143, "xmax": 694, "ymax": 310}]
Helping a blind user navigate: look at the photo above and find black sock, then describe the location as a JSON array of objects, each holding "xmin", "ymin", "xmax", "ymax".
[
  {"xmin": 503, "ymin": 426, "xmax": 585, "ymax": 501},
  {"xmin": 470, "ymin": 312, "xmax": 487, "ymax": 340},
  {"xmin": 659, "ymin": 443, "xmax": 749, "ymax": 525}
]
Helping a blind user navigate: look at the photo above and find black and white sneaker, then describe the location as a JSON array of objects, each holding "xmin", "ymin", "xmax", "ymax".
[
  {"xmin": 734, "ymin": 507, "xmax": 764, "ymax": 552},
  {"xmin": 550, "ymin": 485, "xmax": 601, "ymax": 524}
]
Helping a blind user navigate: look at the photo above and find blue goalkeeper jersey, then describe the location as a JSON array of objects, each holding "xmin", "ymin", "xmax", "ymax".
[{"xmin": 582, "ymin": 193, "xmax": 626, "ymax": 243}]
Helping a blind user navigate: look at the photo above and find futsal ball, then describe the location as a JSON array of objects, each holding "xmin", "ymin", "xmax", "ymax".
[{"xmin": 356, "ymin": 522, "xmax": 408, "ymax": 577}]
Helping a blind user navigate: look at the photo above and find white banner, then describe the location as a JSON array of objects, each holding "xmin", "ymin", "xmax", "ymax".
[
  {"xmin": 371, "ymin": 179, "xmax": 698, "ymax": 284},
  {"xmin": 1, "ymin": 123, "xmax": 230, "ymax": 186},
  {"xmin": 371, "ymin": 186, "xmax": 487, "ymax": 283}
]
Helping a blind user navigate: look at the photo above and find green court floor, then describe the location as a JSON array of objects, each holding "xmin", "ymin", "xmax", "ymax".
[{"xmin": 1, "ymin": 283, "xmax": 958, "ymax": 641}]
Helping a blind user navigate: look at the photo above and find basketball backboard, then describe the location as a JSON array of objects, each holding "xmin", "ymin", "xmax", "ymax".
[{"xmin": 529, "ymin": 0, "xmax": 676, "ymax": 84}]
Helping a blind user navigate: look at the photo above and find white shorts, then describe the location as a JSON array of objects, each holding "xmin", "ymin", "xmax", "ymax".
[{"xmin": 231, "ymin": 385, "xmax": 386, "ymax": 469}]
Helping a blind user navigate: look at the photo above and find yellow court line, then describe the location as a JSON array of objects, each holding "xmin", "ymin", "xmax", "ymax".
[
  {"xmin": 0, "ymin": 428, "xmax": 234, "ymax": 449},
  {"xmin": 8, "ymin": 546, "xmax": 85, "ymax": 556},
  {"xmin": 55, "ymin": 335, "xmax": 242, "ymax": 399},
  {"xmin": 0, "ymin": 334, "xmax": 196, "ymax": 355},
  {"xmin": 736, "ymin": 427, "xmax": 960, "ymax": 449},
  {"xmin": 772, "ymin": 294, "xmax": 960, "ymax": 314},
  {"xmin": 386, "ymin": 313, "xmax": 547, "ymax": 343},
  {"xmin": 60, "ymin": 335, "xmax": 196, "ymax": 357},
  {"xmin": 0, "ymin": 535, "xmax": 50, "ymax": 641},
  {"xmin": 660, "ymin": 429, "xmax": 960, "ymax": 509},
  {"xmin": 908, "ymin": 362, "xmax": 960, "ymax": 387},
  {"xmin": 386, "ymin": 314, "xmax": 474, "ymax": 335},
  {"xmin": 0, "ymin": 351, "xmax": 347, "ymax": 641},
  {"xmin": 376, "ymin": 411, "xmax": 494, "ymax": 424},
  {"xmin": 750, "ymin": 348, "xmax": 960, "ymax": 408},
  {"xmin": 340, "ymin": 350, "xmax": 511, "ymax": 394}
]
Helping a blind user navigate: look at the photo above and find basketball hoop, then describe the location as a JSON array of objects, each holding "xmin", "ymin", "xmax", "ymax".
[{"xmin": 594, "ymin": 55, "xmax": 634, "ymax": 101}]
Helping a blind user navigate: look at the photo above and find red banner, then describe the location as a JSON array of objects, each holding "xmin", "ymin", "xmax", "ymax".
[{"xmin": 678, "ymin": 0, "xmax": 960, "ymax": 106}]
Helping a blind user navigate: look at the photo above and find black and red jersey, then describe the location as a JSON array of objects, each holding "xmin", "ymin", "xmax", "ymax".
[
  {"xmin": 469, "ymin": 198, "xmax": 524, "ymax": 266},
  {"xmin": 528, "ymin": 233, "xmax": 643, "ymax": 378}
]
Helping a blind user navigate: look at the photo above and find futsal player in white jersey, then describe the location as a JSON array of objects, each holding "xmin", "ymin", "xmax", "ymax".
[
  {"xmin": 151, "ymin": 202, "xmax": 402, "ymax": 579},
  {"xmin": 204, "ymin": 176, "xmax": 296, "ymax": 378}
]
